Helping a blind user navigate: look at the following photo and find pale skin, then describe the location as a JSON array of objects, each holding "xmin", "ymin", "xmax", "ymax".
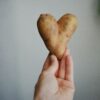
[{"xmin": 34, "ymin": 49, "xmax": 75, "ymax": 100}]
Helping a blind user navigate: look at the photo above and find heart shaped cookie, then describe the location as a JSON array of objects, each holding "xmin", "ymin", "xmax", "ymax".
[{"xmin": 37, "ymin": 13, "xmax": 78, "ymax": 59}]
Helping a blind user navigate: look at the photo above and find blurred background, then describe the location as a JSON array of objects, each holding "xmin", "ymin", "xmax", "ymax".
[{"xmin": 0, "ymin": 0, "xmax": 100, "ymax": 100}]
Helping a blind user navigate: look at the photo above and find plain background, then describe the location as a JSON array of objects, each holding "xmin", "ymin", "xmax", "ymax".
[{"xmin": 0, "ymin": 0, "xmax": 100, "ymax": 100}]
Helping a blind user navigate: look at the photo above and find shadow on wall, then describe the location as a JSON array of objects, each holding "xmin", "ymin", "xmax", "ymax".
[
  {"xmin": 94, "ymin": 0, "xmax": 100, "ymax": 23},
  {"xmin": 98, "ymin": 0, "xmax": 100, "ymax": 15}
]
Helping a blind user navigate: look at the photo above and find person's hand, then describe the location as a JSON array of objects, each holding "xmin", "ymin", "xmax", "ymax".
[{"xmin": 34, "ymin": 49, "xmax": 75, "ymax": 100}]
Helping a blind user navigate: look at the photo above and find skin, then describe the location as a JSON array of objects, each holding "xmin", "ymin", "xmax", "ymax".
[
  {"xmin": 37, "ymin": 14, "xmax": 77, "ymax": 59},
  {"xmin": 34, "ymin": 49, "xmax": 75, "ymax": 100}
]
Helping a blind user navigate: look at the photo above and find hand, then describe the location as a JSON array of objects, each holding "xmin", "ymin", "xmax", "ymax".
[{"xmin": 34, "ymin": 49, "xmax": 75, "ymax": 100}]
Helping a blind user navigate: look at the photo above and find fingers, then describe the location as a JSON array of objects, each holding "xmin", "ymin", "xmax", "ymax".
[
  {"xmin": 58, "ymin": 51, "xmax": 66, "ymax": 79},
  {"xmin": 42, "ymin": 53, "xmax": 59, "ymax": 75},
  {"xmin": 42, "ymin": 49, "xmax": 74, "ymax": 81},
  {"xmin": 65, "ymin": 52, "xmax": 74, "ymax": 82},
  {"xmin": 47, "ymin": 55, "xmax": 58, "ymax": 74},
  {"xmin": 58, "ymin": 49, "xmax": 74, "ymax": 82}
]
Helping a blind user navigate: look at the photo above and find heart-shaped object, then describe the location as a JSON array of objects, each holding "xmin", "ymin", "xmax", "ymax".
[{"xmin": 37, "ymin": 13, "xmax": 78, "ymax": 59}]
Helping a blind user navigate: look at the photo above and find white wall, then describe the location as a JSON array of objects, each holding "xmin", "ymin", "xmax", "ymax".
[{"xmin": 0, "ymin": 0, "xmax": 100, "ymax": 100}]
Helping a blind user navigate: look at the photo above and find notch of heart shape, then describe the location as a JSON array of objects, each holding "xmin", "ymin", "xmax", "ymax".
[{"xmin": 37, "ymin": 13, "xmax": 78, "ymax": 59}]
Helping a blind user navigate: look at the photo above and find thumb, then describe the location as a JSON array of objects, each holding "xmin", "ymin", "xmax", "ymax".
[{"xmin": 47, "ymin": 55, "xmax": 58, "ymax": 75}]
